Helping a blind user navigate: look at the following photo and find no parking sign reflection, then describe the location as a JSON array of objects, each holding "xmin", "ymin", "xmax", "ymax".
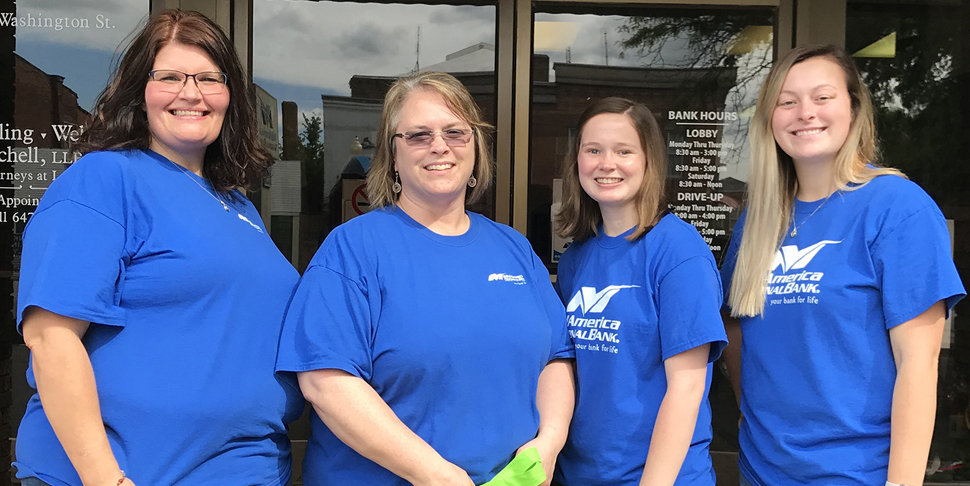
[{"xmin": 351, "ymin": 183, "xmax": 370, "ymax": 215}]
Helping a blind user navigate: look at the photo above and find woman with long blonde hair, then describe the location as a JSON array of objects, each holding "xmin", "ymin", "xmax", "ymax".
[{"xmin": 721, "ymin": 45, "xmax": 965, "ymax": 486}]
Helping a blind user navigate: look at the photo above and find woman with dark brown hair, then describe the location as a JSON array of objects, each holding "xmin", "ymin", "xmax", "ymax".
[{"xmin": 14, "ymin": 10, "xmax": 303, "ymax": 486}]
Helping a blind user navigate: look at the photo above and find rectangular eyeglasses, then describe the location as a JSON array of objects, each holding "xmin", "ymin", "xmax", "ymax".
[
  {"xmin": 392, "ymin": 128, "xmax": 473, "ymax": 147},
  {"xmin": 149, "ymin": 70, "xmax": 228, "ymax": 95}
]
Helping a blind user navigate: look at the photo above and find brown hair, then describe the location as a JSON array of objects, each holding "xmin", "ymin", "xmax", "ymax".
[
  {"xmin": 728, "ymin": 44, "xmax": 903, "ymax": 317},
  {"xmin": 75, "ymin": 9, "xmax": 272, "ymax": 192},
  {"xmin": 556, "ymin": 97, "xmax": 668, "ymax": 241},
  {"xmin": 366, "ymin": 71, "xmax": 493, "ymax": 208}
]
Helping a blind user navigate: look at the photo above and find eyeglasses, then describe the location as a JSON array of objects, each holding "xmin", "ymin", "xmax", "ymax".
[
  {"xmin": 392, "ymin": 128, "xmax": 473, "ymax": 147},
  {"xmin": 148, "ymin": 70, "xmax": 228, "ymax": 95}
]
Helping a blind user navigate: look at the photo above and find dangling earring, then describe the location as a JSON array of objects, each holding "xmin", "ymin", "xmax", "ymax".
[
  {"xmin": 467, "ymin": 175, "xmax": 477, "ymax": 188},
  {"xmin": 392, "ymin": 171, "xmax": 402, "ymax": 194}
]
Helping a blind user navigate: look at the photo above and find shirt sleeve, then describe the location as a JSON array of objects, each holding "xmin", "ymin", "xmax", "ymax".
[
  {"xmin": 17, "ymin": 155, "xmax": 131, "ymax": 333},
  {"xmin": 719, "ymin": 211, "xmax": 746, "ymax": 314},
  {"xmin": 276, "ymin": 264, "xmax": 377, "ymax": 381},
  {"xmin": 871, "ymin": 204, "xmax": 966, "ymax": 329},
  {"xmin": 534, "ymin": 252, "xmax": 574, "ymax": 361},
  {"xmin": 658, "ymin": 256, "xmax": 728, "ymax": 362}
]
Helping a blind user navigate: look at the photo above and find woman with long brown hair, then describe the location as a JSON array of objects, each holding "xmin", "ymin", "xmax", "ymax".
[
  {"xmin": 14, "ymin": 10, "xmax": 303, "ymax": 486},
  {"xmin": 553, "ymin": 97, "xmax": 726, "ymax": 486}
]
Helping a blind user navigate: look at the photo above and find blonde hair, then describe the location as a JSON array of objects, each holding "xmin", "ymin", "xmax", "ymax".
[
  {"xmin": 366, "ymin": 71, "xmax": 493, "ymax": 208},
  {"xmin": 729, "ymin": 45, "xmax": 904, "ymax": 317},
  {"xmin": 556, "ymin": 97, "xmax": 668, "ymax": 242}
]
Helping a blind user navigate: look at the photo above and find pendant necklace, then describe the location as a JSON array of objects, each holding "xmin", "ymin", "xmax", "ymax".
[
  {"xmin": 166, "ymin": 159, "xmax": 230, "ymax": 212},
  {"xmin": 789, "ymin": 192, "xmax": 834, "ymax": 237}
]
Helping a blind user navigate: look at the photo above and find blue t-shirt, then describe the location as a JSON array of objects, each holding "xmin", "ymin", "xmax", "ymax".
[
  {"xmin": 720, "ymin": 175, "xmax": 966, "ymax": 486},
  {"xmin": 554, "ymin": 213, "xmax": 728, "ymax": 486},
  {"xmin": 276, "ymin": 206, "xmax": 574, "ymax": 486},
  {"xmin": 15, "ymin": 149, "xmax": 305, "ymax": 486}
]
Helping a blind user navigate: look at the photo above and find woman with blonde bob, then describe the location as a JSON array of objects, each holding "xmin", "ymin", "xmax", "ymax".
[
  {"xmin": 554, "ymin": 97, "xmax": 727, "ymax": 486},
  {"xmin": 721, "ymin": 45, "xmax": 965, "ymax": 486},
  {"xmin": 277, "ymin": 71, "xmax": 575, "ymax": 486}
]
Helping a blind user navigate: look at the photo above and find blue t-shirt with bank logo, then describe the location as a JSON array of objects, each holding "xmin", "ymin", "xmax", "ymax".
[
  {"xmin": 276, "ymin": 206, "xmax": 573, "ymax": 485},
  {"xmin": 15, "ymin": 149, "xmax": 304, "ymax": 486},
  {"xmin": 554, "ymin": 213, "xmax": 727, "ymax": 486},
  {"xmin": 721, "ymin": 174, "xmax": 965, "ymax": 486}
]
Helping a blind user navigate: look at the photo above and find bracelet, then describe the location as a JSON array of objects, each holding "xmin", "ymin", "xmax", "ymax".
[
  {"xmin": 116, "ymin": 471, "xmax": 127, "ymax": 486},
  {"xmin": 886, "ymin": 482, "xmax": 911, "ymax": 486}
]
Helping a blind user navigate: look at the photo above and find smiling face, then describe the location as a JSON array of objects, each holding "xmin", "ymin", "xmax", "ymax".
[
  {"xmin": 393, "ymin": 89, "xmax": 475, "ymax": 212},
  {"xmin": 771, "ymin": 56, "xmax": 853, "ymax": 168},
  {"xmin": 145, "ymin": 43, "xmax": 229, "ymax": 170},
  {"xmin": 577, "ymin": 112, "xmax": 646, "ymax": 227}
]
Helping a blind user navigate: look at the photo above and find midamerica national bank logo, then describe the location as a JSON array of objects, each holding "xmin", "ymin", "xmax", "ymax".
[
  {"xmin": 487, "ymin": 273, "xmax": 526, "ymax": 285},
  {"xmin": 766, "ymin": 240, "xmax": 840, "ymax": 301},
  {"xmin": 566, "ymin": 285, "xmax": 637, "ymax": 314},
  {"xmin": 565, "ymin": 285, "xmax": 637, "ymax": 349}
]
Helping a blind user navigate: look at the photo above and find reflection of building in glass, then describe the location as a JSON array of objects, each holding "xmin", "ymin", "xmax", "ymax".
[
  {"xmin": 529, "ymin": 58, "xmax": 738, "ymax": 264},
  {"xmin": 254, "ymin": 84, "xmax": 280, "ymax": 157},
  {"xmin": 9, "ymin": 55, "xmax": 91, "ymax": 252},
  {"xmin": 319, "ymin": 95, "xmax": 382, "ymax": 195},
  {"xmin": 10, "ymin": 56, "xmax": 90, "ymax": 230},
  {"xmin": 320, "ymin": 42, "xmax": 497, "ymax": 198},
  {"xmin": 319, "ymin": 43, "xmax": 498, "ymax": 228},
  {"xmin": 14, "ymin": 54, "xmax": 88, "ymax": 149},
  {"xmin": 321, "ymin": 44, "xmax": 738, "ymax": 258},
  {"xmin": 256, "ymin": 83, "xmax": 305, "ymax": 268}
]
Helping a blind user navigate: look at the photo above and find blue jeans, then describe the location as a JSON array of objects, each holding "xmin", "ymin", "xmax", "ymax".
[
  {"xmin": 20, "ymin": 478, "xmax": 52, "ymax": 486},
  {"xmin": 18, "ymin": 475, "xmax": 291, "ymax": 486}
]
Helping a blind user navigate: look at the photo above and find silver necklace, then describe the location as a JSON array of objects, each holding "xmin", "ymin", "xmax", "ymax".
[
  {"xmin": 789, "ymin": 193, "xmax": 833, "ymax": 237},
  {"xmin": 167, "ymin": 159, "xmax": 229, "ymax": 212}
]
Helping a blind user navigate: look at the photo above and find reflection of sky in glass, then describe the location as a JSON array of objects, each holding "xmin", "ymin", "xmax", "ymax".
[
  {"xmin": 534, "ymin": 13, "xmax": 692, "ymax": 80},
  {"xmin": 13, "ymin": 0, "xmax": 149, "ymax": 111},
  {"xmin": 254, "ymin": 0, "xmax": 496, "ymax": 124},
  {"xmin": 533, "ymin": 12, "xmax": 772, "ymax": 182}
]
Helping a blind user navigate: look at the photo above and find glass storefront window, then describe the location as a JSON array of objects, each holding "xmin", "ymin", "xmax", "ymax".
[
  {"xmin": 529, "ymin": 5, "xmax": 775, "ymax": 270},
  {"xmin": 253, "ymin": 0, "xmax": 498, "ymax": 272},
  {"xmin": 2, "ymin": 1, "xmax": 962, "ymax": 483},
  {"xmin": 847, "ymin": 1, "xmax": 969, "ymax": 482}
]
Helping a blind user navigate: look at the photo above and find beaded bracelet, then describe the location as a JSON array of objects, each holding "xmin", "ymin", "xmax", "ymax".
[{"xmin": 116, "ymin": 471, "xmax": 127, "ymax": 486}]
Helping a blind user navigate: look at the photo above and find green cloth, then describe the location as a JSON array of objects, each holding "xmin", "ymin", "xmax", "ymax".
[{"xmin": 480, "ymin": 447, "xmax": 546, "ymax": 486}]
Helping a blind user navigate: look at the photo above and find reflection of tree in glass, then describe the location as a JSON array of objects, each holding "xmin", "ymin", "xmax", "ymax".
[
  {"xmin": 848, "ymin": 7, "xmax": 970, "ymax": 475},
  {"xmin": 299, "ymin": 114, "xmax": 326, "ymax": 213},
  {"xmin": 617, "ymin": 10, "xmax": 774, "ymax": 170},
  {"xmin": 850, "ymin": 8, "xmax": 967, "ymax": 207}
]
